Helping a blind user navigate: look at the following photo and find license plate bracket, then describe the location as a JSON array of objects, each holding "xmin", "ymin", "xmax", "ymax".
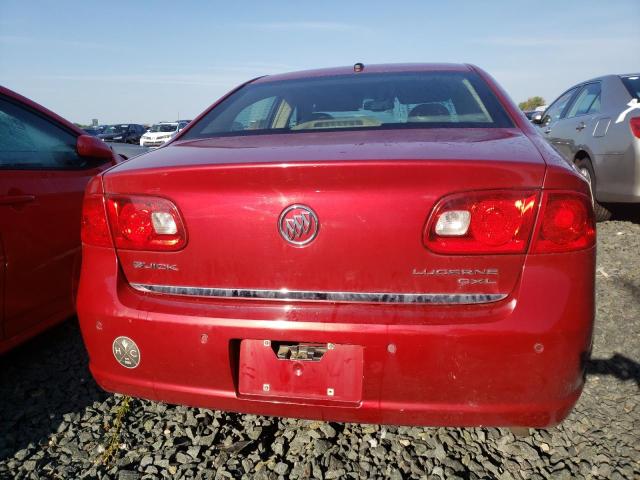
[{"xmin": 238, "ymin": 340, "xmax": 363, "ymax": 403}]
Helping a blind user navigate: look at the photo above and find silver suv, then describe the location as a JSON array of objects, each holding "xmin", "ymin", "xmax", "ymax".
[{"xmin": 534, "ymin": 74, "xmax": 640, "ymax": 220}]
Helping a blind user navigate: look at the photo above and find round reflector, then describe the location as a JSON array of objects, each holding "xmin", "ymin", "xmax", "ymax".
[
  {"xmin": 470, "ymin": 200, "xmax": 522, "ymax": 246},
  {"xmin": 541, "ymin": 197, "xmax": 587, "ymax": 244},
  {"xmin": 119, "ymin": 203, "xmax": 154, "ymax": 245}
]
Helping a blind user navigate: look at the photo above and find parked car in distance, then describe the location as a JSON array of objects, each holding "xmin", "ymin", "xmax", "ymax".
[
  {"xmin": 0, "ymin": 86, "xmax": 119, "ymax": 353},
  {"xmin": 99, "ymin": 124, "xmax": 146, "ymax": 144},
  {"xmin": 78, "ymin": 63, "xmax": 595, "ymax": 427},
  {"xmin": 140, "ymin": 121, "xmax": 190, "ymax": 148},
  {"xmin": 83, "ymin": 126, "xmax": 106, "ymax": 136},
  {"xmin": 534, "ymin": 74, "xmax": 640, "ymax": 220}
]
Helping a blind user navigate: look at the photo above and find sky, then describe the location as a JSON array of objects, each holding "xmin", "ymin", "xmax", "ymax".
[{"xmin": 1, "ymin": 0, "xmax": 638, "ymax": 125}]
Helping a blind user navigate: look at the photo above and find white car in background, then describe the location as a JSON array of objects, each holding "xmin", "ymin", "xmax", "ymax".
[{"xmin": 140, "ymin": 121, "xmax": 189, "ymax": 148}]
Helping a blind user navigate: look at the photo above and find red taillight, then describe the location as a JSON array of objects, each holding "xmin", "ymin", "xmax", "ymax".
[
  {"xmin": 425, "ymin": 190, "xmax": 595, "ymax": 255},
  {"xmin": 105, "ymin": 195, "xmax": 187, "ymax": 251},
  {"xmin": 630, "ymin": 117, "xmax": 640, "ymax": 138},
  {"xmin": 81, "ymin": 195, "xmax": 112, "ymax": 247},
  {"xmin": 425, "ymin": 190, "xmax": 539, "ymax": 254},
  {"xmin": 532, "ymin": 192, "xmax": 595, "ymax": 253}
]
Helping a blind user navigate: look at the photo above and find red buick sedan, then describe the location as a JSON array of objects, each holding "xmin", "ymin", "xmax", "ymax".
[
  {"xmin": 78, "ymin": 64, "xmax": 595, "ymax": 427},
  {"xmin": 0, "ymin": 86, "xmax": 118, "ymax": 353}
]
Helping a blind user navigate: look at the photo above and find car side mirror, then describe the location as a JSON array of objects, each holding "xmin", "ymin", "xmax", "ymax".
[
  {"xmin": 77, "ymin": 134, "xmax": 115, "ymax": 162},
  {"xmin": 531, "ymin": 113, "xmax": 544, "ymax": 125}
]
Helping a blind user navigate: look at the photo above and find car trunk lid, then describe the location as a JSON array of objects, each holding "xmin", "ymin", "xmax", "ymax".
[{"xmin": 104, "ymin": 129, "xmax": 545, "ymax": 302}]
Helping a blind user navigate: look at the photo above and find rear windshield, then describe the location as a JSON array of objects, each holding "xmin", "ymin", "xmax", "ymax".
[
  {"xmin": 620, "ymin": 75, "xmax": 640, "ymax": 100},
  {"xmin": 182, "ymin": 71, "xmax": 514, "ymax": 139}
]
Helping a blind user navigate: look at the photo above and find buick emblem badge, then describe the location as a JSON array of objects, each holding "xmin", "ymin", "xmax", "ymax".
[
  {"xmin": 112, "ymin": 336, "xmax": 141, "ymax": 369},
  {"xmin": 278, "ymin": 204, "xmax": 319, "ymax": 246}
]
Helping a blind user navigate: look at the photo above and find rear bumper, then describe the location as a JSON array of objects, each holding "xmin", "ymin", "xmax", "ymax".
[{"xmin": 77, "ymin": 247, "xmax": 595, "ymax": 427}]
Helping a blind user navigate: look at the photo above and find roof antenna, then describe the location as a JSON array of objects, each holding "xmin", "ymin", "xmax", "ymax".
[{"xmin": 353, "ymin": 62, "xmax": 364, "ymax": 73}]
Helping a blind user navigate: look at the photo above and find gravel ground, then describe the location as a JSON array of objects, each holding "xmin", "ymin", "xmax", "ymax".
[{"xmin": 1, "ymin": 219, "xmax": 638, "ymax": 480}]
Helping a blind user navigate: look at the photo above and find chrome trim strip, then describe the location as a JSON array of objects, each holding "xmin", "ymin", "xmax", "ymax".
[{"xmin": 130, "ymin": 283, "xmax": 507, "ymax": 305}]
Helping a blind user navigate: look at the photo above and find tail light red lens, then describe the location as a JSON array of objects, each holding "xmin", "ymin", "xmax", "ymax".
[
  {"xmin": 82, "ymin": 193, "xmax": 187, "ymax": 251},
  {"xmin": 630, "ymin": 117, "xmax": 640, "ymax": 138},
  {"xmin": 81, "ymin": 195, "xmax": 112, "ymax": 247},
  {"xmin": 425, "ymin": 190, "xmax": 539, "ymax": 254},
  {"xmin": 425, "ymin": 190, "xmax": 595, "ymax": 255},
  {"xmin": 105, "ymin": 195, "xmax": 187, "ymax": 251},
  {"xmin": 531, "ymin": 192, "xmax": 595, "ymax": 253}
]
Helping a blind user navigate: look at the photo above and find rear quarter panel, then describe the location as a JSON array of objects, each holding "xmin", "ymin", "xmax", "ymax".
[{"xmin": 592, "ymin": 76, "xmax": 640, "ymax": 201}]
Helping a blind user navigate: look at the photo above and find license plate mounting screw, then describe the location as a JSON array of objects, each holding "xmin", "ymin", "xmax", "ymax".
[
  {"xmin": 327, "ymin": 388, "xmax": 334, "ymax": 396},
  {"xmin": 263, "ymin": 383, "xmax": 270, "ymax": 392},
  {"xmin": 327, "ymin": 343, "xmax": 335, "ymax": 350},
  {"xmin": 263, "ymin": 340, "xmax": 271, "ymax": 347}
]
